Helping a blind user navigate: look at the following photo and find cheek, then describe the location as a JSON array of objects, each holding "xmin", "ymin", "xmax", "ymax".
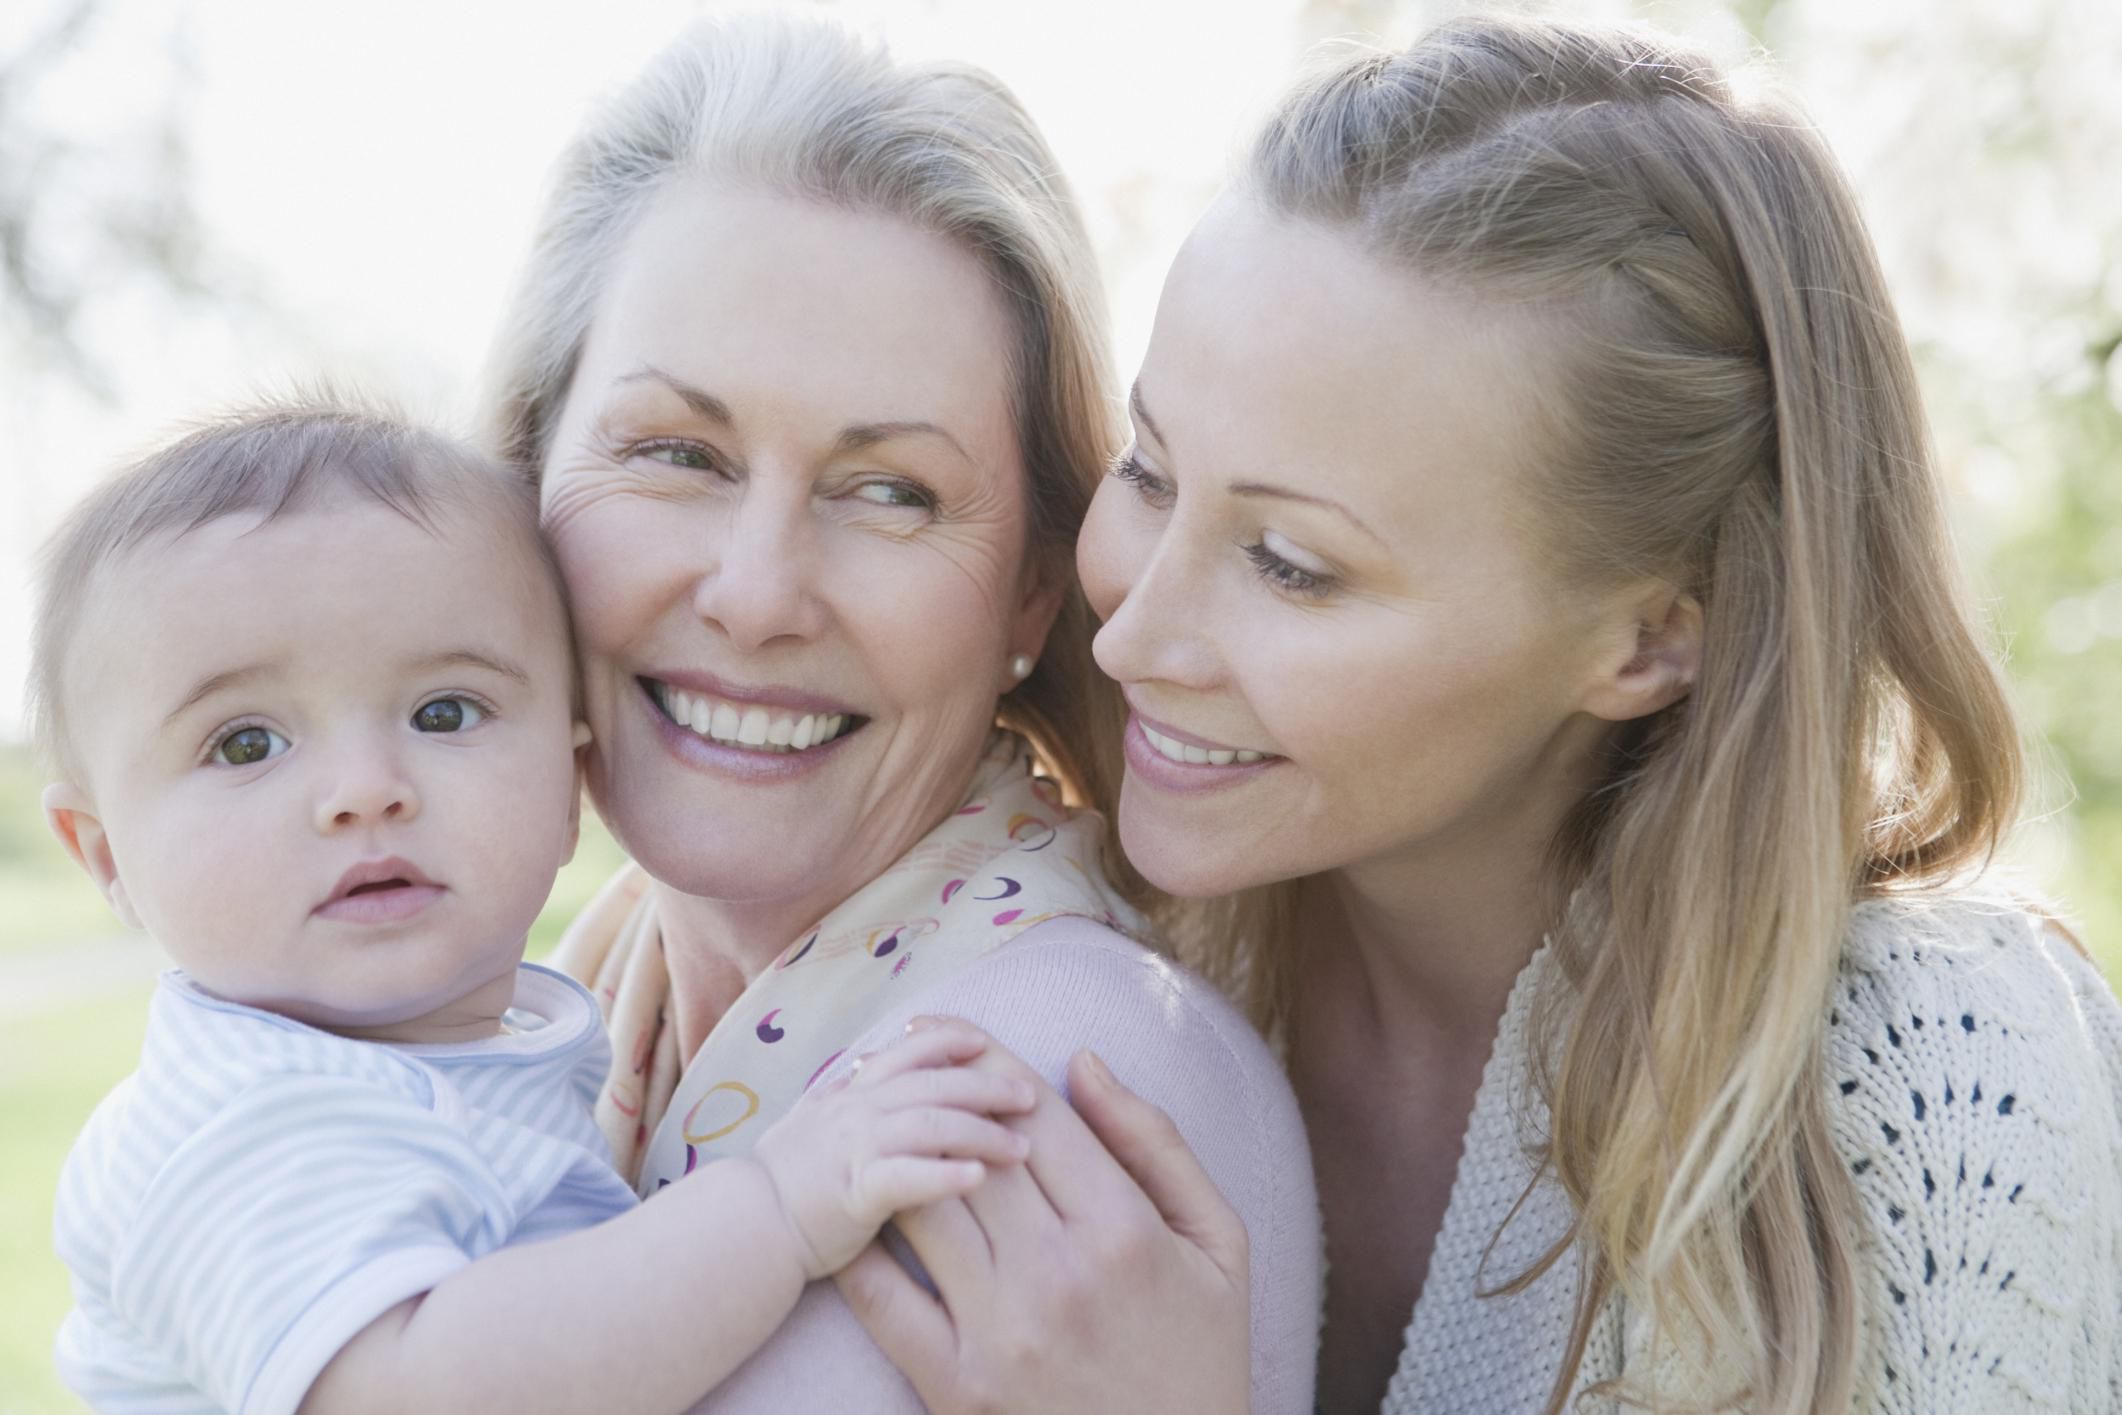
[
  {"xmin": 544, "ymin": 501, "xmax": 672, "ymax": 656},
  {"xmin": 840, "ymin": 545, "xmax": 1011, "ymax": 718},
  {"xmin": 1245, "ymin": 611, "xmax": 1553, "ymax": 780}
]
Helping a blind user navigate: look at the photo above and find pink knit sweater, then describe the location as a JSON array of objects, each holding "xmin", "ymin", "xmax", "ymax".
[{"xmin": 689, "ymin": 916, "xmax": 1322, "ymax": 1414}]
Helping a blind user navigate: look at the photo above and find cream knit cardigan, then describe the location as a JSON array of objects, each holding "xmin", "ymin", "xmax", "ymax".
[{"xmin": 1377, "ymin": 895, "xmax": 2122, "ymax": 1413}]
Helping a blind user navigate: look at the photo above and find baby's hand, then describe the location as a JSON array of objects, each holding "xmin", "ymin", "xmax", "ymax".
[{"xmin": 751, "ymin": 1019, "xmax": 1034, "ymax": 1279}]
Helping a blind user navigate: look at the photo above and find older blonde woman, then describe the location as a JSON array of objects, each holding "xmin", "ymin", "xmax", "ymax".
[{"xmin": 486, "ymin": 14, "xmax": 1319, "ymax": 1412}]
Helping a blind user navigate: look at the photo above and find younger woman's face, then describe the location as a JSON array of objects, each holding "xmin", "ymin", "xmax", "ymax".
[{"xmin": 1078, "ymin": 194, "xmax": 1650, "ymax": 898}]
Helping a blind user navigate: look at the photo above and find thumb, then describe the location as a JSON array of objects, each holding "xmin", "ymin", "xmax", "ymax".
[
  {"xmin": 834, "ymin": 1239, "xmax": 956, "ymax": 1390},
  {"xmin": 1068, "ymin": 1050, "xmax": 1249, "ymax": 1284}
]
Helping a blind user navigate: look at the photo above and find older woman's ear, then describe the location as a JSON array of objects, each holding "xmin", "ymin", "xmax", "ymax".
[{"xmin": 1003, "ymin": 549, "xmax": 1072, "ymax": 692}]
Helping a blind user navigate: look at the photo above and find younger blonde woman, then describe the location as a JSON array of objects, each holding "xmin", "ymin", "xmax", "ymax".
[{"xmin": 837, "ymin": 16, "xmax": 2122, "ymax": 1413}]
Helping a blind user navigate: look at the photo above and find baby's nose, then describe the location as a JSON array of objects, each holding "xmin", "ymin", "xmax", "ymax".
[{"xmin": 314, "ymin": 751, "xmax": 422, "ymax": 832}]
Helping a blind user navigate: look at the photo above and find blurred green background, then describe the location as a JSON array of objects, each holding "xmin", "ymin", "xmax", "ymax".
[{"xmin": 4, "ymin": 0, "xmax": 2119, "ymax": 1408}]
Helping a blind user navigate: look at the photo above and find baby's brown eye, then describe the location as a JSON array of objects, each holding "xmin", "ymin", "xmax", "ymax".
[
  {"xmin": 215, "ymin": 727, "xmax": 286, "ymax": 765},
  {"xmin": 413, "ymin": 698, "xmax": 485, "ymax": 733}
]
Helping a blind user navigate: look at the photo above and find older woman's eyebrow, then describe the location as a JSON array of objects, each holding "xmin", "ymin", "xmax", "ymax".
[
  {"xmin": 832, "ymin": 421, "xmax": 971, "ymax": 466},
  {"xmin": 615, "ymin": 365, "xmax": 735, "ymax": 426}
]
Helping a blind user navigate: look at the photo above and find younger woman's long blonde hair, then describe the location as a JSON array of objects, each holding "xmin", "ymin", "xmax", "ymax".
[{"xmin": 1183, "ymin": 17, "xmax": 2022, "ymax": 1411}]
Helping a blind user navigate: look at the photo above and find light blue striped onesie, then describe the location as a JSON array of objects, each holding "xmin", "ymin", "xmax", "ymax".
[{"xmin": 53, "ymin": 963, "xmax": 638, "ymax": 1414}]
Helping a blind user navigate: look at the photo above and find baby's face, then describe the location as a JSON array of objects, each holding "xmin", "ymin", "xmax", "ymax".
[{"xmin": 52, "ymin": 497, "xmax": 584, "ymax": 1037}]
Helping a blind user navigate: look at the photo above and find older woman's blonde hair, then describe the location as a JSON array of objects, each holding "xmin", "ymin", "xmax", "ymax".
[
  {"xmin": 1188, "ymin": 16, "xmax": 2023, "ymax": 1412},
  {"xmin": 486, "ymin": 10, "xmax": 1143, "ymax": 904}
]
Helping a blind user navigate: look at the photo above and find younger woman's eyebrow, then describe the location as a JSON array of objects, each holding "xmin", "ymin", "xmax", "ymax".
[
  {"xmin": 1134, "ymin": 380, "xmax": 1386, "ymax": 549},
  {"xmin": 1129, "ymin": 381, "xmax": 1168, "ymax": 448},
  {"xmin": 1227, "ymin": 481, "xmax": 1387, "ymax": 549}
]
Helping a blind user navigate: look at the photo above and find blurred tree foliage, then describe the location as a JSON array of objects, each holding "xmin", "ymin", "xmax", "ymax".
[{"xmin": 0, "ymin": 0, "xmax": 231, "ymax": 395}]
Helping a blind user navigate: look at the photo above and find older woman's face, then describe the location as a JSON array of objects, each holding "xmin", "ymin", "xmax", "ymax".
[{"xmin": 542, "ymin": 180, "xmax": 1048, "ymax": 915}]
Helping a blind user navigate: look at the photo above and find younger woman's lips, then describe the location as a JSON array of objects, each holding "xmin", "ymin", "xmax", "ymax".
[{"xmin": 1122, "ymin": 715, "xmax": 1278, "ymax": 795}]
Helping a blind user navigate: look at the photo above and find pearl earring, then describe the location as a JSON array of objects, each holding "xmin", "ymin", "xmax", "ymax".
[{"xmin": 1008, "ymin": 653, "xmax": 1035, "ymax": 683}]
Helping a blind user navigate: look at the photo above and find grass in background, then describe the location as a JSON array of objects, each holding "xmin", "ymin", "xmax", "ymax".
[{"xmin": 0, "ymin": 749, "xmax": 131, "ymax": 957}]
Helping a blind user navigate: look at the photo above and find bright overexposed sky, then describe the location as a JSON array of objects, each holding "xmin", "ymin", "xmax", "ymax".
[{"xmin": 4, "ymin": 0, "xmax": 2119, "ymax": 739}]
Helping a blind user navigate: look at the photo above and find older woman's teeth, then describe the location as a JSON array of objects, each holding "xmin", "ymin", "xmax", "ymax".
[
  {"xmin": 1140, "ymin": 722, "xmax": 1265, "ymax": 766},
  {"xmin": 657, "ymin": 684, "xmax": 851, "ymax": 753}
]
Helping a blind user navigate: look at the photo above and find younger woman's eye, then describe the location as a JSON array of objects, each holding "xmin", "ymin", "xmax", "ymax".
[
  {"xmin": 1245, "ymin": 542, "xmax": 1336, "ymax": 600},
  {"xmin": 413, "ymin": 697, "xmax": 488, "ymax": 733},
  {"xmin": 212, "ymin": 725, "xmax": 289, "ymax": 766},
  {"xmin": 850, "ymin": 480, "xmax": 935, "ymax": 510},
  {"xmin": 1109, "ymin": 451, "xmax": 1175, "ymax": 510}
]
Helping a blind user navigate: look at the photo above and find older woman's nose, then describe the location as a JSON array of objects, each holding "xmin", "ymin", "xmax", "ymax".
[
  {"xmin": 313, "ymin": 739, "xmax": 421, "ymax": 833},
  {"xmin": 692, "ymin": 484, "xmax": 829, "ymax": 651}
]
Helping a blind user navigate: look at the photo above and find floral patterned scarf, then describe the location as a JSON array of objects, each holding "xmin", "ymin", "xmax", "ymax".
[{"xmin": 551, "ymin": 731, "xmax": 1143, "ymax": 1192}]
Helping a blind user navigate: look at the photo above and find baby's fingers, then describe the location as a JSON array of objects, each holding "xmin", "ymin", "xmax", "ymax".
[
  {"xmin": 850, "ymin": 1019, "xmax": 990, "ymax": 1086},
  {"xmin": 874, "ymin": 1107, "xmax": 1032, "ymax": 1166},
  {"xmin": 870, "ymin": 1065, "xmax": 1037, "ymax": 1118},
  {"xmin": 850, "ymin": 1156, "xmax": 988, "ymax": 1223}
]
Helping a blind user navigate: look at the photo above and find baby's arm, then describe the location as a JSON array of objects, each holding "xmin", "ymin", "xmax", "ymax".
[{"xmin": 299, "ymin": 1023, "xmax": 1032, "ymax": 1415}]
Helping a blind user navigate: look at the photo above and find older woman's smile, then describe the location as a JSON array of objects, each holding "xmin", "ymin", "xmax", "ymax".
[{"xmin": 642, "ymin": 675, "xmax": 864, "ymax": 755}]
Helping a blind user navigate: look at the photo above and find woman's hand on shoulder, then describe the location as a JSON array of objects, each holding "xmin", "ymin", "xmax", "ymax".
[{"xmin": 834, "ymin": 1022, "xmax": 1252, "ymax": 1415}]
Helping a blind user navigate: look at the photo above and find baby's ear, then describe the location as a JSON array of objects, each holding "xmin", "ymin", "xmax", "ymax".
[
  {"xmin": 42, "ymin": 782, "xmax": 141, "ymax": 930},
  {"xmin": 561, "ymin": 721, "xmax": 593, "ymax": 863}
]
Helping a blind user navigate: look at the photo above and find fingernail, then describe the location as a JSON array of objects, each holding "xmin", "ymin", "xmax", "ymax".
[
  {"xmin": 1080, "ymin": 1049, "xmax": 1115, "ymax": 1086},
  {"xmin": 905, "ymin": 1015, "xmax": 942, "ymax": 1033}
]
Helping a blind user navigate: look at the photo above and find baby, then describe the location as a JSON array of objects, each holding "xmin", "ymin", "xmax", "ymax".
[{"xmin": 35, "ymin": 402, "xmax": 1032, "ymax": 1414}]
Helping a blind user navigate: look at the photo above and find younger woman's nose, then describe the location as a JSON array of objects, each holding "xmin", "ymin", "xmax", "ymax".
[{"xmin": 1088, "ymin": 521, "xmax": 1224, "ymax": 693}]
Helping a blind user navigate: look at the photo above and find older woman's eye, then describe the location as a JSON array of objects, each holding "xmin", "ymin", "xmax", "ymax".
[
  {"xmin": 632, "ymin": 440, "xmax": 718, "ymax": 472},
  {"xmin": 210, "ymin": 724, "xmax": 289, "ymax": 766},
  {"xmin": 850, "ymin": 480, "xmax": 936, "ymax": 510},
  {"xmin": 413, "ymin": 697, "xmax": 490, "ymax": 733}
]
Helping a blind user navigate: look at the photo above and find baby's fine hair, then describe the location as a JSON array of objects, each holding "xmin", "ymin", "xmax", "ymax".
[{"xmin": 28, "ymin": 396, "xmax": 567, "ymax": 779}]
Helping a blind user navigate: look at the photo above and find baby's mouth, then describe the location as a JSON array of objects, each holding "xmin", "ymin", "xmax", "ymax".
[{"xmin": 643, "ymin": 678, "xmax": 865, "ymax": 754}]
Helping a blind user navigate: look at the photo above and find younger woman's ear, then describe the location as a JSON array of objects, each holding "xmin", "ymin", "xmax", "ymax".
[
  {"xmin": 1580, "ymin": 587, "xmax": 1702, "ymax": 723},
  {"xmin": 42, "ymin": 782, "xmax": 141, "ymax": 930}
]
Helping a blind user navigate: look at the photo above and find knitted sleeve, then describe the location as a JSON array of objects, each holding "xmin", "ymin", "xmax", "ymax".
[{"xmin": 1824, "ymin": 898, "xmax": 2122, "ymax": 1413}]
